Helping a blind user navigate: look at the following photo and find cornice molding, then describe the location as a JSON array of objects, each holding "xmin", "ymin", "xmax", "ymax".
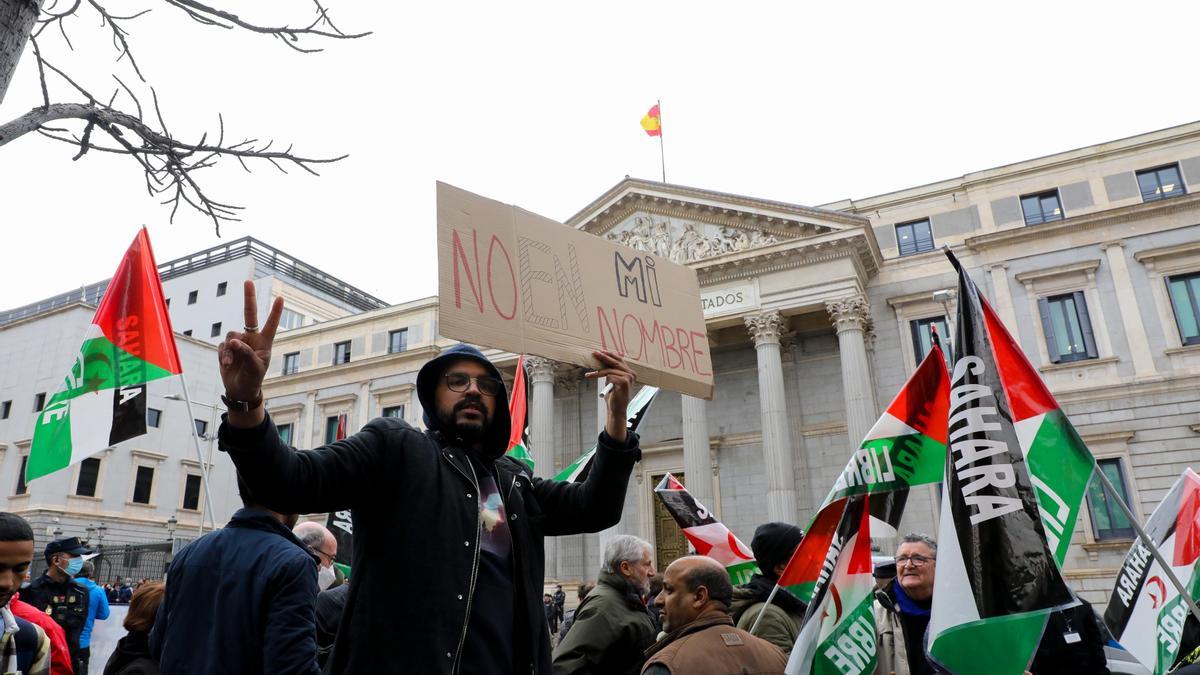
[
  {"xmin": 567, "ymin": 178, "xmax": 870, "ymax": 232},
  {"xmin": 1014, "ymin": 259, "xmax": 1102, "ymax": 285},
  {"xmin": 964, "ymin": 192, "xmax": 1200, "ymax": 252}
]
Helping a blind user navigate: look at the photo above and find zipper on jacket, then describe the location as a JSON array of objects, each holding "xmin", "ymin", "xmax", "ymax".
[{"xmin": 444, "ymin": 449, "xmax": 483, "ymax": 675}]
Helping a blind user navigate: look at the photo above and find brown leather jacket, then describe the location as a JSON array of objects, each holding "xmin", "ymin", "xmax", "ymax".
[{"xmin": 641, "ymin": 609, "xmax": 787, "ymax": 675}]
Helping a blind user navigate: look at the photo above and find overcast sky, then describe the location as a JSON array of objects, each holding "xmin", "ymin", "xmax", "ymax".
[{"xmin": 2, "ymin": 1, "xmax": 1197, "ymax": 310}]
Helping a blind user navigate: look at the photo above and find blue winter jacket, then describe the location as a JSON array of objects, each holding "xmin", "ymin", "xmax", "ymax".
[
  {"xmin": 73, "ymin": 576, "xmax": 110, "ymax": 648},
  {"xmin": 150, "ymin": 508, "xmax": 320, "ymax": 674}
]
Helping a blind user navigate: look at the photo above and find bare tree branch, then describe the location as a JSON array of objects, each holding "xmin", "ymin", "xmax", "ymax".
[
  {"xmin": 161, "ymin": 0, "xmax": 369, "ymax": 52},
  {"xmin": 3, "ymin": 0, "xmax": 365, "ymax": 232},
  {"xmin": 2, "ymin": 102, "xmax": 345, "ymax": 234}
]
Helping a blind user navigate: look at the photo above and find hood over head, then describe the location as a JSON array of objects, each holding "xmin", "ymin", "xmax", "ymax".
[{"xmin": 417, "ymin": 343, "xmax": 511, "ymax": 461}]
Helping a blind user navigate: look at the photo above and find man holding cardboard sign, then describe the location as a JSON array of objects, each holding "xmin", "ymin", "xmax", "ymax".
[{"xmin": 217, "ymin": 281, "xmax": 643, "ymax": 675}]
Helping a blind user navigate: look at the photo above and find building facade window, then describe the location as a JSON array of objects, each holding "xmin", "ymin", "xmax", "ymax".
[
  {"xmin": 211, "ymin": 322, "xmax": 222, "ymax": 338},
  {"xmin": 382, "ymin": 405, "xmax": 405, "ymax": 419},
  {"xmin": 1038, "ymin": 292, "xmax": 1097, "ymax": 363},
  {"xmin": 216, "ymin": 282, "xmax": 227, "ymax": 297},
  {"xmin": 1086, "ymin": 458, "xmax": 1135, "ymax": 540},
  {"xmin": 132, "ymin": 466, "xmax": 155, "ymax": 504},
  {"xmin": 277, "ymin": 423, "xmax": 294, "ymax": 445},
  {"xmin": 1137, "ymin": 164, "xmax": 1186, "ymax": 202},
  {"xmin": 1167, "ymin": 271, "xmax": 1200, "ymax": 346},
  {"xmin": 896, "ymin": 219, "xmax": 934, "ymax": 256},
  {"xmin": 147, "ymin": 408, "xmax": 162, "ymax": 428},
  {"xmin": 388, "ymin": 329, "xmax": 408, "ymax": 354},
  {"xmin": 165, "ymin": 298, "xmax": 170, "ymax": 308},
  {"xmin": 187, "ymin": 290, "xmax": 198, "ymax": 305},
  {"xmin": 183, "ymin": 330, "xmax": 192, "ymax": 337},
  {"xmin": 182, "ymin": 474, "xmax": 202, "ymax": 510},
  {"xmin": 279, "ymin": 309, "xmax": 306, "ymax": 331},
  {"xmin": 282, "ymin": 352, "xmax": 300, "ymax": 375},
  {"xmin": 1020, "ymin": 190, "xmax": 1064, "ymax": 225},
  {"xmin": 194, "ymin": 419, "xmax": 208, "ymax": 438},
  {"xmin": 910, "ymin": 316, "xmax": 949, "ymax": 366},
  {"xmin": 0, "ymin": 401, "xmax": 9, "ymax": 419},
  {"xmin": 15, "ymin": 457, "xmax": 28, "ymax": 495},
  {"xmin": 33, "ymin": 393, "xmax": 45, "ymax": 412},
  {"xmin": 75, "ymin": 458, "xmax": 101, "ymax": 497},
  {"xmin": 325, "ymin": 415, "xmax": 347, "ymax": 444},
  {"xmin": 333, "ymin": 341, "xmax": 351, "ymax": 365}
]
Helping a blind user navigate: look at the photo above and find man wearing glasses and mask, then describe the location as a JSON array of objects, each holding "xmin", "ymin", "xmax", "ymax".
[
  {"xmin": 217, "ymin": 282, "xmax": 642, "ymax": 675},
  {"xmin": 874, "ymin": 533, "xmax": 937, "ymax": 675}
]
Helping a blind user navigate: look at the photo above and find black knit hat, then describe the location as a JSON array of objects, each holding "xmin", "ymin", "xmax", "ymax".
[{"xmin": 750, "ymin": 522, "xmax": 804, "ymax": 577}]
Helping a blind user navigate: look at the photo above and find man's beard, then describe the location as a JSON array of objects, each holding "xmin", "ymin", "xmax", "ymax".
[{"xmin": 439, "ymin": 397, "xmax": 491, "ymax": 442}]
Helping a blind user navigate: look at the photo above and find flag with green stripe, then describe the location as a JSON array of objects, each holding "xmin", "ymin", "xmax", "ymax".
[
  {"xmin": 552, "ymin": 385, "xmax": 659, "ymax": 482},
  {"xmin": 784, "ymin": 340, "xmax": 949, "ymax": 604},
  {"xmin": 928, "ymin": 250, "xmax": 1075, "ymax": 675},
  {"xmin": 654, "ymin": 473, "xmax": 760, "ymax": 585},
  {"xmin": 1104, "ymin": 468, "xmax": 1200, "ymax": 674},
  {"xmin": 505, "ymin": 355, "xmax": 535, "ymax": 472},
  {"xmin": 785, "ymin": 494, "xmax": 876, "ymax": 675},
  {"xmin": 29, "ymin": 228, "xmax": 182, "ymax": 482}
]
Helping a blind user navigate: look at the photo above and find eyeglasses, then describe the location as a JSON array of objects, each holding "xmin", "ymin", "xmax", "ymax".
[
  {"xmin": 444, "ymin": 372, "xmax": 505, "ymax": 397},
  {"xmin": 895, "ymin": 554, "xmax": 935, "ymax": 567}
]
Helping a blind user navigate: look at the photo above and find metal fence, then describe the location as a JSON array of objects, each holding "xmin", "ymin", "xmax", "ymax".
[{"xmin": 30, "ymin": 539, "xmax": 192, "ymax": 585}]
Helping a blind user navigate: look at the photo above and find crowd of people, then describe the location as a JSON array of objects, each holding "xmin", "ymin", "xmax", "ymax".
[{"xmin": 0, "ymin": 282, "xmax": 1176, "ymax": 675}]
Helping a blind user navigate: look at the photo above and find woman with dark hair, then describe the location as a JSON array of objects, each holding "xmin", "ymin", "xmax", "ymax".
[{"xmin": 103, "ymin": 581, "xmax": 164, "ymax": 675}]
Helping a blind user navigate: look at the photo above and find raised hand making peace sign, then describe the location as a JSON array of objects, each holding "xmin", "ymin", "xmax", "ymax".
[{"xmin": 218, "ymin": 280, "xmax": 284, "ymax": 427}]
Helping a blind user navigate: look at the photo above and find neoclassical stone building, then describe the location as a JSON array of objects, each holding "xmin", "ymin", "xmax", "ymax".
[{"xmin": 262, "ymin": 120, "xmax": 1200, "ymax": 604}]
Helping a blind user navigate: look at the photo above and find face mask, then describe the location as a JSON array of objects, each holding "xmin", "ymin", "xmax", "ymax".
[
  {"xmin": 62, "ymin": 557, "xmax": 84, "ymax": 577},
  {"xmin": 317, "ymin": 564, "xmax": 336, "ymax": 591}
]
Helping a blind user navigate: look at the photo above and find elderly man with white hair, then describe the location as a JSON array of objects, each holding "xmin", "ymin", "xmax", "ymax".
[
  {"xmin": 552, "ymin": 535, "xmax": 658, "ymax": 675},
  {"xmin": 293, "ymin": 521, "xmax": 339, "ymax": 591}
]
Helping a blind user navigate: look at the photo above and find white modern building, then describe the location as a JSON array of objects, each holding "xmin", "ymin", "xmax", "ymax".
[{"xmin": 0, "ymin": 237, "xmax": 387, "ymax": 575}]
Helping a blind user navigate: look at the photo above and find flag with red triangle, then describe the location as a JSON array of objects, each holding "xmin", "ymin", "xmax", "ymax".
[
  {"xmin": 1104, "ymin": 468, "xmax": 1200, "ymax": 674},
  {"xmin": 505, "ymin": 355, "xmax": 535, "ymax": 472},
  {"xmin": 654, "ymin": 473, "xmax": 758, "ymax": 584},
  {"xmin": 29, "ymin": 228, "xmax": 182, "ymax": 482},
  {"xmin": 785, "ymin": 494, "xmax": 877, "ymax": 675}
]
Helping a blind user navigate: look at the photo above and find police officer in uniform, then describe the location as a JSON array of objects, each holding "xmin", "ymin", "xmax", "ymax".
[{"xmin": 23, "ymin": 537, "xmax": 91, "ymax": 673}]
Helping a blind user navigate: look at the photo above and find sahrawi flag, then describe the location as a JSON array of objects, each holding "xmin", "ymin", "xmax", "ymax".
[
  {"xmin": 1104, "ymin": 468, "xmax": 1200, "ymax": 674},
  {"xmin": 821, "ymin": 335, "xmax": 950, "ymax": 535},
  {"xmin": 505, "ymin": 355, "xmax": 535, "ymax": 472},
  {"xmin": 785, "ymin": 494, "xmax": 876, "ymax": 675},
  {"xmin": 29, "ymin": 228, "xmax": 182, "ymax": 482},
  {"xmin": 783, "ymin": 338, "xmax": 950, "ymax": 603},
  {"xmin": 927, "ymin": 250, "xmax": 1076, "ymax": 675},
  {"xmin": 654, "ymin": 473, "xmax": 759, "ymax": 585},
  {"xmin": 552, "ymin": 385, "xmax": 659, "ymax": 482}
]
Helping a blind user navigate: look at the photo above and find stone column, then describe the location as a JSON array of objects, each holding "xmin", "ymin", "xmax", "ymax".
[
  {"xmin": 826, "ymin": 296, "xmax": 877, "ymax": 450},
  {"xmin": 681, "ymin": 396, "xmax": 712, "ymax": 508},
  {"xmin": 744, "ymin": 311, "xmax": 797, "ymax": 523},
  {"xmin": 1103, "ymin": 241, "xmax": 1158, "ymax": 377},
  {"xmin": 525, "ymin": 356, "xmax": 557, "ymax": 575},
  {"xmin": 303, "ymin": 392, "xmax": 318, "ymax": 447},
  {"xmin": 356, "ymin": 382, "xmax": 371, "ymax": 429}
]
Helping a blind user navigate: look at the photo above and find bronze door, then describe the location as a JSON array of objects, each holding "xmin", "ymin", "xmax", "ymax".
[{"xmin": 652, "ymin": 472, "xmax": 689, "ymax": 570}]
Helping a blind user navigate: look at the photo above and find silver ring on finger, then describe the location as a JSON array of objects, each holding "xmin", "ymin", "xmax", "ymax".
[{"xmin": 244, "ymin": 325, "xmax": 259, "ymax": 333}]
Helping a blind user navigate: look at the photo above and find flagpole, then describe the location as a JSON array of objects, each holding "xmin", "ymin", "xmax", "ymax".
[
  {"xmin": 1095, "ymin": 466, "xmax": 1200, "ymax": 624},
  {"xmin": 657, "ymin": 99, "xmax": 666, "ymax": 183},
  {"xmin": 748, "ymin": 583, "xmax": 782, "ymax": 634},
  {"xmin": 180, "ymin": 375, "xmax": 219, "ymax": 535}
]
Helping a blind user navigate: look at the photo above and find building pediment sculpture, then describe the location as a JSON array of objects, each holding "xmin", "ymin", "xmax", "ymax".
[{"xmin": 605, "ymin": 215, "xmax": 781, "ymax": 264}]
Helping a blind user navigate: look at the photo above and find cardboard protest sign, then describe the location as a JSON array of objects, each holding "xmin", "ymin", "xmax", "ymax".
[{"xmin": 437, "ymin": 182, "xmax": 714, "ymax": 399}]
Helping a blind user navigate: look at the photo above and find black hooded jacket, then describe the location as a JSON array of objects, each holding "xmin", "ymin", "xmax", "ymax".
[{"xmin": 220, "ymin": 344, "xmax": 641, "ymax": 675}]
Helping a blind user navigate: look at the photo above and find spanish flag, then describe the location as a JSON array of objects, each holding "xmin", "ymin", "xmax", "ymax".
[{"xmin": 640, "ymin": 104, "xmax": 662, "ymax": 137}]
